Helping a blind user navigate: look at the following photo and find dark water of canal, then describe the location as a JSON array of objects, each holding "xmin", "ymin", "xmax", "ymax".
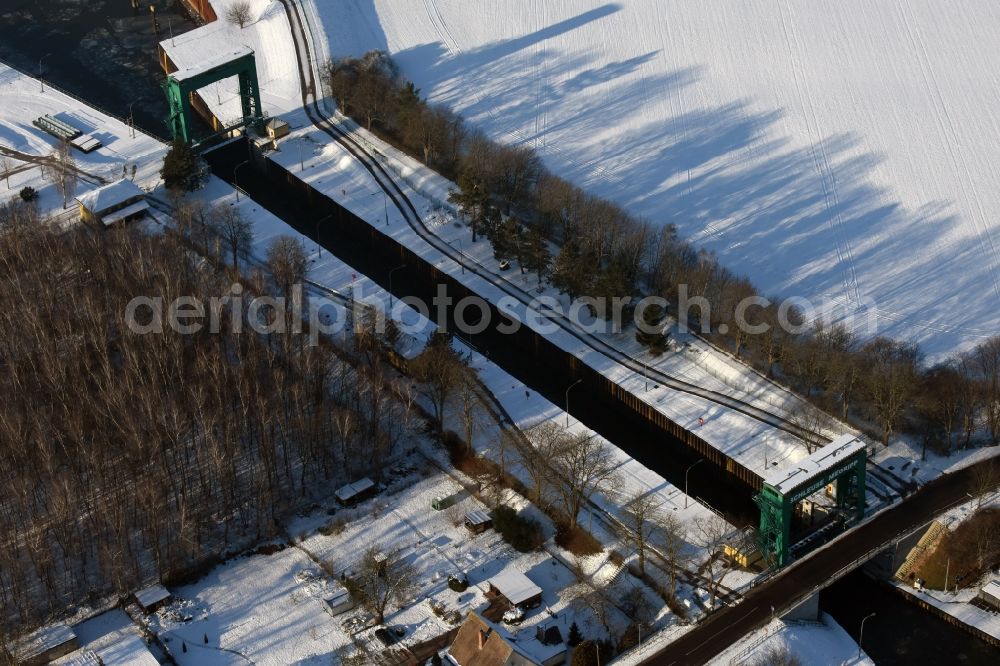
[
  {"xmin": 0, "ymin": 0, "xmax": 198, "ymax": 138},
  {"xmin": 822, "ymin": 570, "xmax": 999, "ymax": 664}
]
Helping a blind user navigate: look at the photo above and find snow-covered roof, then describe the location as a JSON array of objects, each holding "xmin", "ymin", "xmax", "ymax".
[
  {"xmin": 488, "ymin": 570, "xmax": 542, "ymax": 606},
  {"xmin": 170, "ymin": 46, "xmax": 254, "ymax": 82},
  {"xmin": 76, "ymin": 180, "xmax": 144, "ymax": 214},
  {"xmin": 102, "ymin": 200, "xmax": 150, "ymax": 226},
  {"xmin": 15, "ymin": 623, "xmax": 76, "ymax": 660},
  {"xmin": 323, "ymin": 587, "xmax": 351, "ymax": 604},
  {"xmin": 762, "ymin": 434, "xmax": 866, "ymax": 494},
  {"xmin": 52, "ymin": 648, "xmax": 101, "ymax": 665},
  {"xmin": 134, "ymin": 583, "xmax": 171, "ymax": 609},
  {"xmin": 465, "ymin": 509, "xmax": 491, "ymax": 525},
  {"xmin": 94, "ymin": 634, "xmax": 159, "ymax": 666},
  {"xmin": 335, "ymin": 477, "xmax": 375, "ymax": 502},
  {"xmin": 980, "ymin": 579, "xmax": 1000, "ymax": 602}
]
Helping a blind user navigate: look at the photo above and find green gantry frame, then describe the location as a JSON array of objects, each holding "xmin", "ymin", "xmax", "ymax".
[
  {"xmin": 755, "ymin": 446, "xmax": 866, "ymax": 568},
  {"xmin": 163, "ymin": 50, "xmax": 262, "ymax": 144}
]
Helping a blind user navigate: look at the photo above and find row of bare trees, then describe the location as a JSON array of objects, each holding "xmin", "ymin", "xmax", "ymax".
[
  {"xmin": 0, "ymin": 198, "xmax": 414, "ymax": 633},
  {"xmin": 326, "ymin": 50, "xmax": 1000, "ymax": 452}
]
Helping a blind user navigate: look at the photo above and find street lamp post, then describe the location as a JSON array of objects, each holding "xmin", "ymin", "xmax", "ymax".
[
  {"xmin": 127, "ymin": 100, "xmax": 139, "ymax": 139},
  {"xmin": 565, "ymin": 379, "xmax": 582, "ymax": 427},
  {"xmin": 858, "ymin": 612, "xmax": 876, "ymax": 658},
  {"xmin": 684, "ymin": 459, "xmax": 705, "ymax": 509},
  {"xmin": 388, "ymin": 264, "xmax": 407, "ymax": 308},
  {"xmin": 233, "ymin": 160, "xmax": 250, "ymax": 202},
  {"xmin": 313, "ymin": 213, "xmax": 333, "ymax": 259},
  {"xmin": 38, "ymin": 53, "xmax": 52, "ymax": 93},
  {"xmin": 370, "ymin": 189, "xmax": 388, "ymax": 226}
]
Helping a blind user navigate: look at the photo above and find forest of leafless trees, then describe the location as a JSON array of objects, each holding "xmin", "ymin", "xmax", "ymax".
[
  {"xmin": 0, "ymin": 197, "xmax": 414, "ymax": 636},
  {"xmin": 327, "ymin": 50, "xmax": 1000, "ymax": 453}
]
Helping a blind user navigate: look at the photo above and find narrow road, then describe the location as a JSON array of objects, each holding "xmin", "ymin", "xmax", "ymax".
[{"xmin": 640, "ymin": 458, "xmax": 998, "ymax": 665}]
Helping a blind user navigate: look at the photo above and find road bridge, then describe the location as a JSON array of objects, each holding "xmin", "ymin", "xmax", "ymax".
[{"xmin": 640, "ymin": 457, "xmax": 997, "ymax": 665}]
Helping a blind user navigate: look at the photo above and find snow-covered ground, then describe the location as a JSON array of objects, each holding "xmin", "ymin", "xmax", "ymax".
[
  {"xmin": 0, "ymin": 61, "xmax": 166, "ymax": 218},
  {"xmin": 312, "ymin": 0, "xmax": 1000, "ymax": 362},
  {"xmin": 139, "ymin": 468, "xmax": 626, "ymax": 665},
  {"xmin": 706, "ymin": 613, "xmax": 874, "ymax": 666}
]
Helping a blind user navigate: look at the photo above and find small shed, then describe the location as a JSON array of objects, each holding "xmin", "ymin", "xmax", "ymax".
[
  {"xmin": 134, "ymin": 583, "xmax": 172, "ymax": 613},
  {"xmin": 265, "ymin": 118, "xmax": 290, "ymax": 141},
  {"xmin": 978, "ymin": 579, "xmax": 1000, "ymax": 610},
  {"xmin": 464, "ymin": 509, "xmax": 492, "ymax": 535},
  {"xmin": 76, "ymin": 179, "xmax": 148, "ymax": 227},
  {"xmin": 487, "ymin": 570, "xmax": 543, "ymax": 610},
  {"xmin": 321, "ymin": 587, "xmax": 355, "ymax": 617},
  {"xmin": 335, "ymin": 477, "xmax": 376, "ymax": 505},
  {"xmin": 14, "ymin": 623, "xmax": 78, "ymax": 666}
]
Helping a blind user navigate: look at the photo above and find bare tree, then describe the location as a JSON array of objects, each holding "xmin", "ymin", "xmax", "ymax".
[
  {"xmin": 974, "ymin": 336, "xmax": 1000, "ymax": 444},
  {"xmin": 211, "ymin": 205, "xmax": 253, "ymax": 274},
  {"xmin": 550, "ymin": 433, "xmax": 619, "ymax": 530},
  {"xmin": 0, "ymin": 154, "xmax": 12, "ymax": 189},
  {"xmin": 457, "ymin": 368, "xmax": 487, "ymax": 452},
  {"xmin": 654, "ymin": 511, "xmax": 689, "ymax": 598},
  {"xmin": 972, "ymin": 510, "xmax": 999, "ymax": 570},
  {"xmin": 354, "ymin": 545, "xmax": 417, "ymax": 625},
  {"xmin": 693, "ymin": 514, "xmax": 731, "ymax": 606},
  {"xmin": 623, "ymin": 490, "xmax": 660, "ymax": 577},
  {"xmin": 917, "ymin": 361, "xmax": 967, "ymax": 454},
  {"xmin": 862, "ymin": 337, "xmax": 920, "ymax": 446},
  {"xmin": 493, "ymin": 144, "xmax": 542, "ymax": 214},
  {"xmin": 970, "ymin": 460, "xmax": 999, "ymax": 509},
  {"xmin": 226, "ymin": 1, "xmax": 253, "ymax": 29},
  {"xmin": 42, "ymin": 140, "xmax": 76, "ymax": 209},
  {"xmin": 409, "ymin": 332, "xmax": 467, "ymax": 440},
  {"xmin": 265, "ymin": 235, "xmax": 308, "ymax": 299}
]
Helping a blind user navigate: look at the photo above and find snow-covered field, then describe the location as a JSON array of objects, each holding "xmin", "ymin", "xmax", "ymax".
[{"xmin": 311, "ymin": 0, "xmax": 1000, "ymax": 361}]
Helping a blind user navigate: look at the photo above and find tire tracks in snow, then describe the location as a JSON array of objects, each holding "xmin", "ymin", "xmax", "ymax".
[
  {"xmin": 776, "ymin": 0, "xmax": 862, "ymax": 307},
  {"xmin": 275, "ymin": 0, "xmax": 831, "ymax": 449},
  {"xmin": 896, "ymin": 2, "xmax": 1000, "ymax": 302}
]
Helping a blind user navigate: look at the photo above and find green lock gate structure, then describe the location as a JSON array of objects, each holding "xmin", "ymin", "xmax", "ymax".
[
  {"xmin": 755, "ymin": 434, "xmax": 867, "ymax": 567},
  {"xmin": 163, "ymin": 46, "xmax": 262, "ymax": 144}
]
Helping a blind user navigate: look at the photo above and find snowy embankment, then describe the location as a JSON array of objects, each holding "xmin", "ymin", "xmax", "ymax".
[{"xmin": 311, "ymin": 0, "xmax": 1000, "ymax": 362}]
